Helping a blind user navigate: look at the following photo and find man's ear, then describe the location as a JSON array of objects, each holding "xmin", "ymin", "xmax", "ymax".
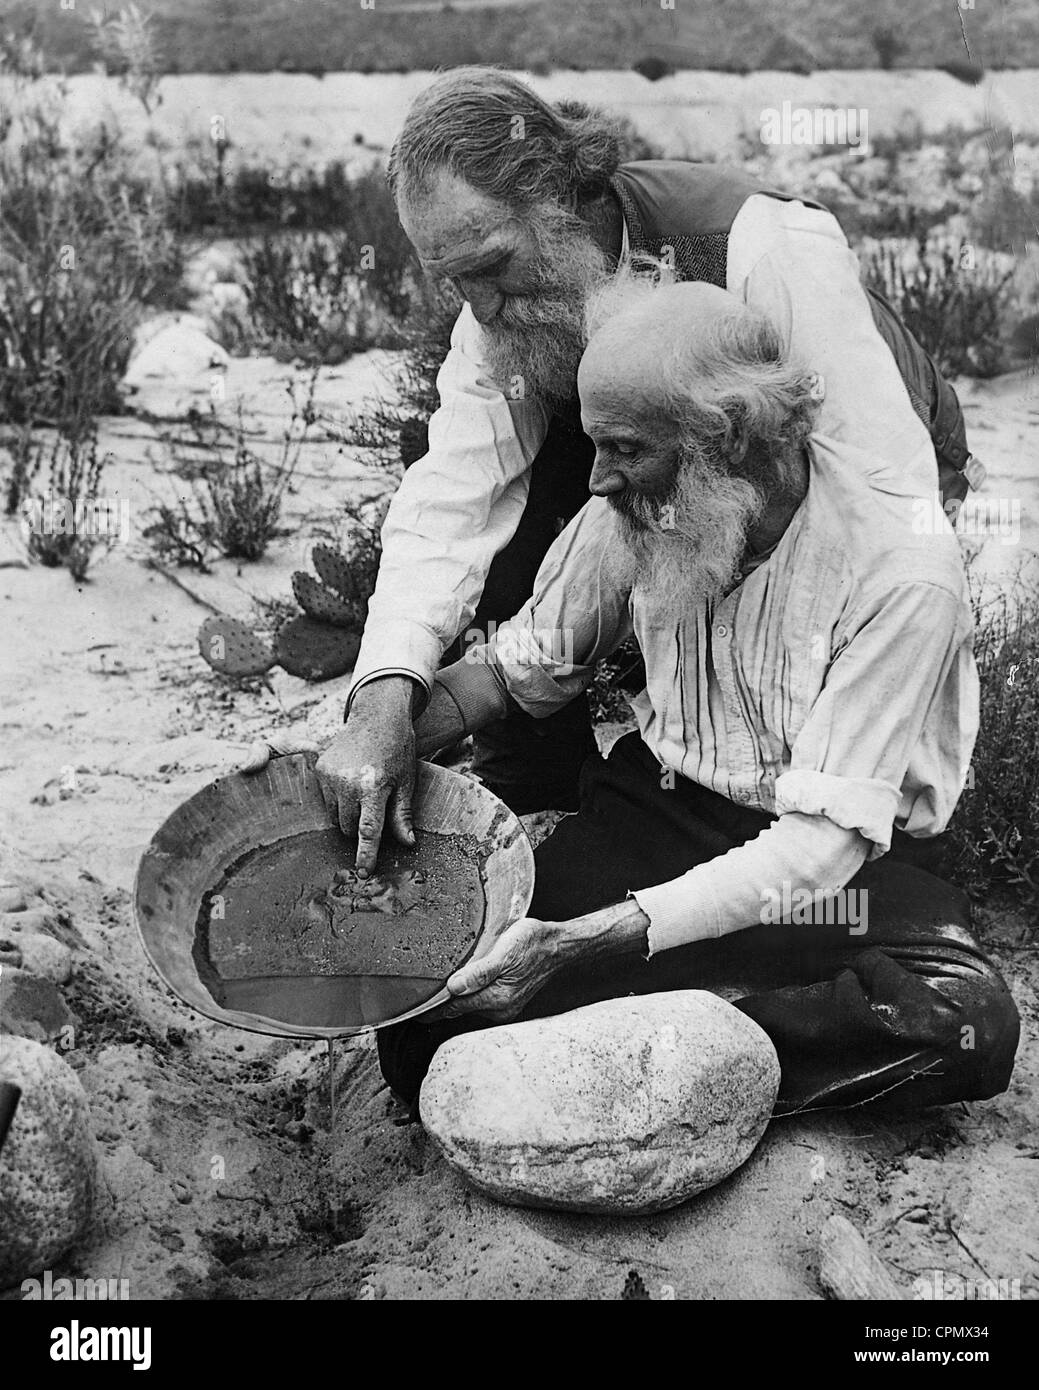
[{"xmin": 729, "ymin": 414, "xmax": 750, "ymax": 466}]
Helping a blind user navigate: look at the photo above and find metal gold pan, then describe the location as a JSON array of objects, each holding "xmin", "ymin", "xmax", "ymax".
[{"xmin": 133, "ymin": 753, "xmax": 535, "ymax": 1040}]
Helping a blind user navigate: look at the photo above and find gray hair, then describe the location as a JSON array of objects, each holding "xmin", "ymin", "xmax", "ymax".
[
  {"xmin": 388, "ymin": 67, "xmax": 622, "ymax": 210},
  {"xmin": 586, "ymin": 270, "xmax": 821, "ymax": 482}
]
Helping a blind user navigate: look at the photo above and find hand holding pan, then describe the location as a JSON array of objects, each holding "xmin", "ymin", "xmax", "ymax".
[{"xmin": 134, "ymin": 755, "xmax": 533, "ymax": 1041}]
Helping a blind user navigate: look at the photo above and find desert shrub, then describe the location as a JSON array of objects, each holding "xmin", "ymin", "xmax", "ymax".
[
  {"xmin": 240, "ymin": 173, "xmax": 417, "ymax": 364},
  {"xmin": 0, "ymin": 27, "xmax": 181, "ymax": 435},
  {"xmin": 1009, "ymin": 311, "xmax": 1039, "ymax": 365},
  {"xmin": 87, "ymin": 3, "xmax": 163, "ymax": 114},
  {"xmin": 325, "ymin": 276, "xmax": 462, "ymax": 471},
  {"xmin": 202, "ymin": 422, "xmax": 297, "ymax": 561},
  {"xmin": 633, "ymin": 55, "xmax": 675, "ymax": 82},
  {"xmin": 947, "ymin": 560, "xmax": 1039, "ymax": 913},
  {"xmin": 145, "ymin": 374, "xmax": 317, "ymax": 567},
  {"xmin": 860, "ymin": 232, "xmax": 1014, "ymax": 377},
  {"xmin": 969, "ymin": 177, "xmax": 1039, "ymax": 254},
  {"xmin": 24, "ymin": 422, "xmax": 113, "ymax": 582},
  {"xmin": 241, "ymin": 232, "xmax": 392, "ymax": 363},
  {"xmin": 871, "ymin": 25, "xmax": 903, "ymax": 70}
]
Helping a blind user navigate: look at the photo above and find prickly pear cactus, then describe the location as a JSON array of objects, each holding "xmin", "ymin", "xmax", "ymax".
[
  {"xmin": 197, "ymin": 616, "xmax": 276, "ymax": 677},
  {"xmin": 275, "ymin": 616, "xmax": 361, "ymax": 682},
  {"xmin": 291, "ymin": 571, "xmax": 358, "ymax": 629},
  {"xmin": 310, "ymin": 543, "xmax": 359, "ymax": 603}
]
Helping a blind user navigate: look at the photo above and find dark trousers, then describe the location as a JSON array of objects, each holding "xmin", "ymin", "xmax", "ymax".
[
  {"xmin": 379, "ymin": 733, "xmax": 1020, "ymax": 1114},
  {"xmin": 441, "ymin": 415, "xmax": 598, "ymax": 813}
]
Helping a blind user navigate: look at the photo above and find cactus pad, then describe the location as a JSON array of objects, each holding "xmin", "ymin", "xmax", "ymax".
[
  {"xmin": 310, "ymin": 543, "xmax": 359, "ymax": 603},
  {"xmin": 197, "ymin": 616, "xmax": 275, "ymax": 677},
  {"xmin": 291, "ymin": 571, "xmax": 358, "ymax": 628},
  {"xmin": 275, "ymin": 616, "xmax": 361, "ymax": 682}
]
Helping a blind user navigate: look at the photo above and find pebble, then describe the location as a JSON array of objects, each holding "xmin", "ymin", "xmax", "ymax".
[
  {"xmin": 0, "ymin": 907, "xmax": 59, "ymax": 937},
  {"xmin": 17, "ymin": 934, "xmax": 73, "ymax": 986},
  {"xmin": 0, "ymin": 968, "xmax": 73, "ymax": 1043},
  {"xmin": 0, "ymin": 886, "xmax": 28, "ymax": 914}
]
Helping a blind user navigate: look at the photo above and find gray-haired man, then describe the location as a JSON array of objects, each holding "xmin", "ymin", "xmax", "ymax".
[
  {"xmin": 317, "ymin": 66, "xmax": 976, "ymax": 882},
  {"xmin": 375, "ymin": 277, "xmax": 1017, "ymax": 1114}
]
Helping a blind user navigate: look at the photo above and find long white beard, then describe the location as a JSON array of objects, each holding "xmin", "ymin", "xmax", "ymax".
[
  {"xmin": 615, "ymin": 449, "xmax": 765, "ymax": 621},
  {"xmin": 481, "ymin": 214, "xmax": 611, "ymax": 410}
]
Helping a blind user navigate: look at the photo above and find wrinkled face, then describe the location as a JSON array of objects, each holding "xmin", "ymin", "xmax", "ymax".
[
  {"xmin": 579, "ymin": 346, "xmax": 763, "ymax": 615},
  {"xmin": 578, "ymin": 365, "xmax": 683, "ymax": 523},
  {"xmin": 399, "ymin": 169, "xmax": 610, "ymax": 408},
  {"xmin": 399, "ymin": 170, "xmax": 544, "ymax": 322}
]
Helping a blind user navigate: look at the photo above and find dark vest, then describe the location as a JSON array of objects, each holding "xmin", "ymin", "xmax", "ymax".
[{"xmin": 593, "ymin": 161, "xmax": 979, "ymax": 507}]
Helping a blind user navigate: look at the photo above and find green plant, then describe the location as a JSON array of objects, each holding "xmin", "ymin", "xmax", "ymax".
[
  {"xmin": 145, "ymin": 372, "xmax": 318, "ymax": 565},
  {"xmin": 947, "ymin": 558, "xmax": 1039, "ymax": 914},
  {"xmin": 860, "ymin": 232, "xmax": 1014, "ymax": 377},
  {"xmin": 87, "ymin": 3, "xmax": 164, "ymax": 114},
  {"xmin": 633, "ymin": 55, "xmax": 675, "ymax": 82},
  {"xmin": 871, "ymin": 25, "xmax": 903, "ymax": 70},
  {"xmin": 588, "ymin": 639, "xmax": 644, "ymax": 725},
  {"xmin": 0, "ymin": 27, "xmax": 181, "ymax": 433},
  {"xmin": 25, "ymin": 422, "xmax": 113, "ymax": 582},
  {"xmin": 241, "ymin": 229, "xmax": 406, "ymax": 364},
  {"xmin": 1, "ymin": 421, "xmax": 45, "ymax": 516}
]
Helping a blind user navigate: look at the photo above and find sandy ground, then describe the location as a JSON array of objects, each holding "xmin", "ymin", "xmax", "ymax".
[{"xmin": 0, "ymin": 345, "xmax": 1037, "ymax": 1299}]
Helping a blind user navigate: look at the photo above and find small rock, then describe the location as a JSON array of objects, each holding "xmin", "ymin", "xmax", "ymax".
[
  {"xmin": 0, "ymin": 940, "xmax": 23, "ymax": 969},
  {"xmin": 0, "ymin": 1035, "xmax": 97, "ymax": 1287},
  {"xmin": 420, "ymin": 991, "xmax": 780, "ymax": 1214},
  {"xmin": 0, "ymin": 907, "xmax": 60, "ymax": 937},
  {"xmin": 17, "ymin": 934, "xmax": 72, "ymax": 985},
  {"xmin": 0, "ymin": 968, "xmax": 73, "ymax": 1043},
  {"xmin": 123, "ymin": 316, "xmax": 228, "ymax": 387},
  {"xmin": 0, "ymin": 886, "xmax": 27, "ymax": 913}
]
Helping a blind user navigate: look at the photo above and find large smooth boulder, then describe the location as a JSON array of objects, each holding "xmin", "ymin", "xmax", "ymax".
[
  {"xmin": 420, "ymin": 991, "xmax": 780, "ymax": 1214},
  {"xmin": 0, "ymin": 1036, "xmax": 97, "ymax": 1287}
]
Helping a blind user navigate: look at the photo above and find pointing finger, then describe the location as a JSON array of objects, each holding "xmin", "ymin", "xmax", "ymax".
[{"xmin": 355, "ymin": 784, "xmax": 391, "ymax": 876}]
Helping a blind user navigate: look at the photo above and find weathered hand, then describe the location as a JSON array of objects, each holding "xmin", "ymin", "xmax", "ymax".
[
  {"xmin": 237, "ymin": 731, "xmax": 320, "ymax": 772},
  {"xmin": 439, "ymin": 917, "xmax": 564, "ymax": 1022},
  {"xmin": 315, "ymin": 678, "xmax": 418, "ymax": 875}
]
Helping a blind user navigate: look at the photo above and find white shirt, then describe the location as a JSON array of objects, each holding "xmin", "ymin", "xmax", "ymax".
[
  {"xmin": 349, "ymin": 192, "xmax": 940, "ymax": 705},
  {"xmin": 439, "ymin": 436, "xmax": 977, "ymax": 954}
]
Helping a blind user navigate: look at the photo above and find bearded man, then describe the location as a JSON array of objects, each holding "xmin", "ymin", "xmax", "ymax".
[
  {"xmin": 369, "ymin": 277, "xmax": 1018, "ymax": 1114},
  {"xmin": 319, "ymin": 66, "xmax": 979, "ymax": 873}
]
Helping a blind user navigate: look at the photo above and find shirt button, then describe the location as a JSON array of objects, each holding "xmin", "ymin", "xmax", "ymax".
[{"xmin": 716, "ymin": 623, "xmax": 729, "ymax": 638}]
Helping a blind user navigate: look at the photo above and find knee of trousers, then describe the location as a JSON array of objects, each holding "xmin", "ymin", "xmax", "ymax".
[
  {"xmin": 376, "ymin": 1021, "xmax": 435, "ymax": 1106},
  {"xmin": 376, "ymin": 1014, "xmax": 490, "ymax": 1107},
  {"xmin": 932, "ymin": 960, "xmax": 1021, "ymax": 1101}
]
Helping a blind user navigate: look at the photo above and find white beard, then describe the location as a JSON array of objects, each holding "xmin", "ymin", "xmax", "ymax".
[
  {"xmin": 614, "ymin": 447, "xmax": 765, "ymax": 621},
  {"xmin": 481, "ymin": 209, "xmax": 610, "ymax": 410}
]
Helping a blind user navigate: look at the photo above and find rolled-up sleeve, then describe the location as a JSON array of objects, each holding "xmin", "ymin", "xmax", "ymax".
[
  {"xmin": 347, "ymin": 304, "xmax": 548, "ymax": 705},
  {"xmin": 777, "ymin": 573, "xmax": 978, "ymax": 857},
  {"xmin": 633, "ymin": 570, "xmax": 977, "ymax": 954}
]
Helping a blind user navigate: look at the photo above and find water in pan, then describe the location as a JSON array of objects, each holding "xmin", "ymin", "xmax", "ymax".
[{"xmin": 193, "ymin": 826, "xmax": 487, "ymax": 1028}]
